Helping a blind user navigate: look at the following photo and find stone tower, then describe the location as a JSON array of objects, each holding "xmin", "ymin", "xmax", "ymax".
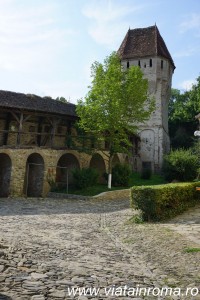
[{"xmin": 118, "ymin": 25, "xmax": 175, "ymax": 173}]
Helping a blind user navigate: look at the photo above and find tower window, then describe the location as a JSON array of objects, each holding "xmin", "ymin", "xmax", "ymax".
[
  {"xmin": 144, "ymin": 63, "xmax": 146, "ymax": 68},
  {"xmin": 150, "ymin": 59, "xmax": 152, "ymax": 67},
  {"xmin": 127, "ymin": 61, "xmax": 129, "ymax": 68},
  {"xmin": 161, "ymin": 60, "xmax": 163, "ymax": 69},
  {"xmin": 138, "ymin": 60, "xmax": 141, "ymax": 67}
]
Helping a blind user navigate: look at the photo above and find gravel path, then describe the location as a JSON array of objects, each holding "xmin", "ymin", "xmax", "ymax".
[{"xmin": 0, "ymin": 198, "xmax": 199, "ymax": 300}]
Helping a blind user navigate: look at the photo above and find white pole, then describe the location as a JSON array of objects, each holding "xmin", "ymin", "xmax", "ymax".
[{"xmin": 108, "ymin": 173, "xmax": 112, "ymax": 189}]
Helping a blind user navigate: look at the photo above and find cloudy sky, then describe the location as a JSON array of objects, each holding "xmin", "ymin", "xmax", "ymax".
[{"xmin": 0, "ymin": 0, "xmax": 199, "ymax": 103}]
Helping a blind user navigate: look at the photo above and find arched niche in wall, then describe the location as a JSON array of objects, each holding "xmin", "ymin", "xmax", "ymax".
[
  {"xmin": 56, "ymin": 153, "xmax": 80, "ymax": 187},
  {"xmin": 24, "ymin": 153, "xmax": 44, "ymax": 197},
  {"xmin": 89, "ymin": 153, "xmax": 106, "ymax": 183},
  {"xmin": 125, "ymin": 156, "xmax": 129, "ymax": 165},
  {"xmin": 112, "ymin": 154, "xmax": 120, "ymax": 167},
  {"xmin": 0, "ymin": 153, "xmax": 12, "ymax": 197}
]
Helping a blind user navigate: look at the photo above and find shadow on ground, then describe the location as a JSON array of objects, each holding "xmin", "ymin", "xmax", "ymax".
[
  {"xmin": 1, "ymin": 198, "xmax": 200, "ymax": 224},
  {"xmin": 0, "ymin": 197, "xmax": 130, "ymax": 216},
  {"xmin": 0, "ymin": 294, "xmax": 12, "ymax": 300},
  {"xmin": 163, "ymin": 204, "xmax": 200, "ymax": 224}
]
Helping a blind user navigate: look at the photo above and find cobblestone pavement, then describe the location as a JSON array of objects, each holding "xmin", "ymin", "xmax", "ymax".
[{"xmin": 0, "ymin": 198, "xmax": 200, "ymax": 300}]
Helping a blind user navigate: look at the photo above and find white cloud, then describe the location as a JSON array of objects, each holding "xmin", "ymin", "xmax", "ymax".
[
  {"xmin": 179, "ymin": 13, "xmax": 200, "ymax": 33},
  {"xmin": 178, "ymin": 79, "xmax": 197, "ymax": 91},
  {"xmin": 82, "ymin": 0, "xmax": 143, "ymax": 48}
]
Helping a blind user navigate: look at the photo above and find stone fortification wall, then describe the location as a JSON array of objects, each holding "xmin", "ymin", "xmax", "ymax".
[{"xmin": 0, "ymin": 148, "xmax": 127, "ymax": 198}]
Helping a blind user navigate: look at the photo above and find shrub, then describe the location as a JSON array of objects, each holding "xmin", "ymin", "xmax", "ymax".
[
  {"xmin": 191, "ymin": 142, "xmax": 200, "ymax": 180},
  {"xmin": 163, "ymin": 149, "xmax": 199, "ymax": 182},
  {"xmin": 141, "ymin": 168, "xmax": 152, "ymax": 180},
  {"xmin": 129, "ymin": 214, "xmax": 144, "ymax": 224},
  {"xmin": 112, "ymin": 163, "xmax": 131, "ymax": 186},
  {"xmin": 72, "ymin": 168, "xmax": 99, "ymax": 189},
  {"xmin": 131, "ymin": 181, "xmax": 200, "ymax": 221}
]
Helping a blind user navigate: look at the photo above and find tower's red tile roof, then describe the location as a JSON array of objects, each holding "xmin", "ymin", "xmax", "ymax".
[{"xmin": 118, "ymin": 25, "xmax": 175, "ymax": 69}]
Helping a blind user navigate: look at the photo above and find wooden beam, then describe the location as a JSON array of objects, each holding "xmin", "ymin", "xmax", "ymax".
[
  {"xmin": 17, "ymin": 113, "xmax": 23, "ymax": 146},
  {"xmin": 37, "ymin": 117, "xmax": 43, "ymax": 146},
  {"xmin": 67, "ymin": 121, "xmax": 72, "ymax": 135},
  {"xmin": 11, "ymin": 111, "xmax": 20, "ymax": 123},
  {"xmin": 50, "ymin": 118, "xmax": 61, "ymax": 147},
  {"xmin": 23, "ymin": 115, "xmax": 32, "ymax": 123},
  {"xmin": 3, "ymin": 113, "xmax": 11, "ymax": 145},
  {"xmin": 9, "ymin": 112, "xmax": 33, "ymax": 146}
]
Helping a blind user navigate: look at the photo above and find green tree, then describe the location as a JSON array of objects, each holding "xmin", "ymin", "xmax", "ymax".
[
  {"xmin": 76, "ymin": 52, "xmax": 154, "ymax": 188},
  {"xmin": 169, "ymin": 77, "xmax": 200, "ymax": 149},
  {"xmin": 56, "ymin": 96, "xmax": 68, "ymax": 103},
  {"xmin": 163, "ymin": 149, "xmax": 199, "ymax": 182}
]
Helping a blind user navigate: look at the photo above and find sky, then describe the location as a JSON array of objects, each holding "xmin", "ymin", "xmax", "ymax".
[{"xmin": 0, "ymin": 0, "xmax": 199, "ymax": 104}]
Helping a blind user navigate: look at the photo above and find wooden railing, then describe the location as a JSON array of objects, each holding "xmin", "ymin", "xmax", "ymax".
[{"xmin": 0, "ymin": 130, "xmax": 107, "ymax": 151}]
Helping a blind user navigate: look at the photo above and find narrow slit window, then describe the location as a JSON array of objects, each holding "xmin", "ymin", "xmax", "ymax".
[
  {"xmin": 144, "ymin": 63, "xmax": 146, "ymax": 68},
  {"xmin": 161, "ymin": 60, "xmax": 163, "ymax": 69},
  {"xmin": 138, "ymin": 60, "xmax": 141, "ymax": 67},
  {"xmin": 150, "ymin": 59, "xmax": 152, "ymax": 67},
  {"xmin": 127, "ymin": 61, "xmax": 129, "ymax": 68}
]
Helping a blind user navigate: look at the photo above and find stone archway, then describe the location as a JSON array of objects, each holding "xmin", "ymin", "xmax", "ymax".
[
  {"xmin": 24, "ymin": 153, "xmax": 44, "ymax": 197},
  {"xmin": 0, "ymin": 153, "xmax": 12, "ymax": 197},
  {"xmin": 56, "ymin": 153, "xmax": 80, "ymax": 187},
  {"xmin": 90, "ymin": 153, "xmax": 106, "ymax": 183},
  {"xmin": 125, "ymin": 156, "xmax": 129, "ymax": 165},
  {"xmin": 112, "ymin": 154, "xmax": 120, "ymax": 167}
]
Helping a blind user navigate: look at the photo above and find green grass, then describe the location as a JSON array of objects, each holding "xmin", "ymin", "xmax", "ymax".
[
  {"xmin": 52, "ymin": 172, "xmax": 166, "ymax": 196},
  {"xmin": 54, "ymin": 184, "xmax": 126, "ymax": 196},
  {"xmin": 129, "ymin": 172, "xmax": 167, "ymax": 186},
  {"xmin": 183, "ymin": 247, "xmax": 200, "ymax": 253},
  {"xmin": 123, "ymin": 238, "xmax": 135, "ymax": 244},
  {"xmin": 127, "ymin": 215, "xmax": 144, "ymax": 224}
]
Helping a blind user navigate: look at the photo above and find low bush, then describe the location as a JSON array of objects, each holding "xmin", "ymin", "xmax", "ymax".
[
  {"xmin": 72, "ymin": 168, "xmax": 99, "ymax": 189},
  {"xmin": 131, "ymin": 181, "xmax": 200, "ymax": 221},
  {"xmin": 163, "ymin": 149, "xmax": 199, "ymax": 182},
  {"xmin": 112, "ymin": 163, "xmax": 131, "ymax": 186}
]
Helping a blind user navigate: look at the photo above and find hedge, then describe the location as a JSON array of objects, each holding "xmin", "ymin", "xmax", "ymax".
[
  {"xmin": 131, "ymin": 182, "xmax": 200, "ymax": 221},
  {"xmin": 72, "ymin": 167, "xmax": 99, "ymax": 189}
]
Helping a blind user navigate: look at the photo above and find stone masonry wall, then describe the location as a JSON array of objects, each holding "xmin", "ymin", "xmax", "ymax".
[
  {"xmin": 121, "ymin": 56, "xmax": 173, "ymax": 172},
  {"xmin": 0, "ymin": 148, "xmax": 127, "ymax": 198}
]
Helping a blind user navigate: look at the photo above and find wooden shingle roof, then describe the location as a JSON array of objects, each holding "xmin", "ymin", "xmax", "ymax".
[
  {"xmin": 0, "ymin": 90, "xmax": 77, "ymax": 117},
  {"xmin": 118, "ymin": 25, "xmax": 175, "ymax": 69}
]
